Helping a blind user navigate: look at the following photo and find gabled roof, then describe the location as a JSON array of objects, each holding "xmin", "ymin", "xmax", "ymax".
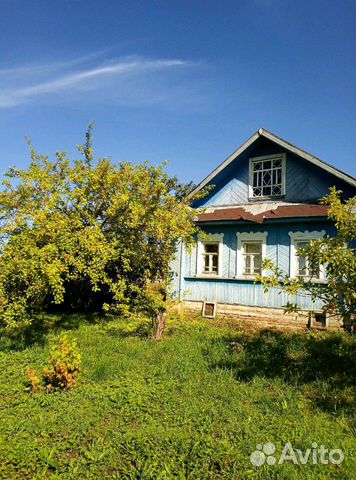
[{"xmin": 187, "ymin": 128, "xmax": 356, "ymax": 199}]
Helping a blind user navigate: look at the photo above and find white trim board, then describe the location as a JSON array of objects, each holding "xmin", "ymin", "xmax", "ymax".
[{"xmin": 187, "ymin": 128, "xmax": 356, "ymax": 200}]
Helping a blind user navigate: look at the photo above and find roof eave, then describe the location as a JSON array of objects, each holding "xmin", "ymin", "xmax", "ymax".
[
  {"xmin": 260, "ymin": 128, "xmax": 356, "ymax": 187},
  {"xmin": 196, "ymin": 215, "xmax": 332, "ymax": 226}
]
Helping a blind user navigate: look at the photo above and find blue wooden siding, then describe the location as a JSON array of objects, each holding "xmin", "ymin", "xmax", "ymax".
[
  {"xmin": 182, "ymin": 278, "xmax": 324, "ymax": 311},
  {"xmin": 194, "ymin": 137, "xmax": 355, "ymax": 208},
  {"xmin": 169, "ymin": 241, "xmax": 182, "ymax": 299},
  {"xmin": 184, "ymin": 222, "xmax": 335, "ymax": 277},
  {"xmin": 178, "ymin": 221, "xmax": 335, "ymax": 311}
]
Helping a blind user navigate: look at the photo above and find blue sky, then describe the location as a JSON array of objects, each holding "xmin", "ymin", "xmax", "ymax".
[{"xmin": 0, "ymin": 0, "xmax": 355, "ymax": 183}]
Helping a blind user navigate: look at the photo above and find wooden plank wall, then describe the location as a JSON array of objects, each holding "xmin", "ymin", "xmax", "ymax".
[{"xmin": 180, "ymin": 222, "xmax": 335, "ymax": 311}]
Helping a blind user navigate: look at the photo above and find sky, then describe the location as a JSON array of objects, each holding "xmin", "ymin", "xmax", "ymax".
[{"xmin": 0, "ymin": 0, "xmax": 355, "ymax": 184}]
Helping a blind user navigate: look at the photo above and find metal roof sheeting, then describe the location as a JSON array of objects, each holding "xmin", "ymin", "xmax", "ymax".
[{"xmin": 196, "ymin": 204, "xmax": 330, "ymax": 223}]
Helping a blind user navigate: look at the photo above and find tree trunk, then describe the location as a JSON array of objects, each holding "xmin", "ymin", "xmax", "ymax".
[
  {"xmin": 343, "ymin": 313, "xmax": 352, "ymax": 333},
  {"xmin": 154, "ymin": 310, "xmax": 167, "ymax": 340},
  {"xmin": 343, "ymin": 313, "xmax": 355, "ymax": 334}
]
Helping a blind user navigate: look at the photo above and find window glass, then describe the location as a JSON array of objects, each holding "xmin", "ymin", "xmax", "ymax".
[
  {"xmin": 204, "ymin": 243, "xmax": 218, "ymax": 253},
  {"xmin": 251, "ymin": 157, "xmax": 283, "ymax": 198}
]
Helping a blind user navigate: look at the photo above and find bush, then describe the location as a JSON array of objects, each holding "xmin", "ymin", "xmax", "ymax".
[{"xmin": 28, "ymin": 334, "xmax": 81, "ymax": 392}]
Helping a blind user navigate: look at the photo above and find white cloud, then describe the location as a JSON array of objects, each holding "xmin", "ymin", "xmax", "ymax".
[
  {"xmin": 0, "ymin": 50, "xmax": 109, "ymax": 78},
  {"xmin": 0, "ymin": 56, "xmax": 190, "ymax": 108}
]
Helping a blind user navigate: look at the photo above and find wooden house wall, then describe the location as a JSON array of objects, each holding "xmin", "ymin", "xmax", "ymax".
[
  {"xmin": 178, "ymin": 221, "xmax": 335, "ymax": 311},
  {"xmin": 173, "ymin": 135, "xmax": 355, "ymax": 312}
]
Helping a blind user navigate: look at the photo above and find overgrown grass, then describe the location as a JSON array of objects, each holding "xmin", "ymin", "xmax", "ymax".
[{"xmin": 0, "ymin": 315, "xmax": 355, "ymax": 479}]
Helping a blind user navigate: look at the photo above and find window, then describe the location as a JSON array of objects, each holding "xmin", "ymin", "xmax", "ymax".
[
  {"xmin": 236, "ymin": 232, "xmax": 268, "ymax": 277},
  {"xmin": 295, "ymin": 241, "xmax": 320, "ymax": 279},
  {"xmin": 249, "ymin": 154, "xmax": 286, "ymax": 198},
  {"xmin": 196, "ymin": 233, "xmax": 224, "ymax": 276},
  {"xmin": 310, "ymin": 312, "xmax": 328, "ymax": 329},
  {"xmin": 289, "ymin": 230, "xmax": 326, "ymax": 280},
  {"xmin": 202, "ymin": 301, "xmax": 217, "ymax": 318},
  {"xmin": 242, "ymin": 241, "xmax": 262, "ymax": 275},
  {"xmin": 202, "ymin": 243, "xmax": 219, "ymax": 274}
]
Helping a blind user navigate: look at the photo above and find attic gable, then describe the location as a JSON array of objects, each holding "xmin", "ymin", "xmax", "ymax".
[{"xmin": 188, "ymin": 129, "xmax": 356, "ymax": 203}]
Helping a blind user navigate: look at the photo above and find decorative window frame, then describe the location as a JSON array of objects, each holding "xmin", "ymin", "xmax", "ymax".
[
  {"xmin": 289, "ymin": 230, "xmax": 326, "ymax": 280},
  {"xmin": 236, "ymin": 231, "xmax": 268, "ymax": 278},
  {"xmin": 248, "ymin": 153, "xmax": 286, "ymax": 199},
  {"xmin": 196, "ymin": 233, "xmax": 224, "ymax": 277}
]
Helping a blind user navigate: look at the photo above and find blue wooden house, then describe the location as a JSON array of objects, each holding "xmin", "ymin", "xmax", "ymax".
[{"xmin": 171, "ymin": 129, "xmax": 356, "ymax": 329}]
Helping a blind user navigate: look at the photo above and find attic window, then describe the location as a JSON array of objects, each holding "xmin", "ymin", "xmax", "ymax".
[{"xmin": 249, "ymin": 154, "xmax": 286, "ymax": 198}]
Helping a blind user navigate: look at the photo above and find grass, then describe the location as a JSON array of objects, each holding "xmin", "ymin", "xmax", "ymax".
[{"xmin": 0, "ymin": 314, "xmax": 355, "ymax": 479}]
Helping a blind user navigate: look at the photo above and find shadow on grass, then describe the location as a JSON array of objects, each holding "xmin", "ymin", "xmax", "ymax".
[
  {"xmin": 209, "ymin": 329, "xmax": 356, "ymax": 414},
  {"xmin": 103, "ymin": 316, "xmax": 152, "ymax": 338},
  {"xmin": 0, "ymin": 312, "xmax": 153, "ymax": 353},
  {"xmin": 0, "ymin": 312, "xmax": 104, "ymax": 352}
]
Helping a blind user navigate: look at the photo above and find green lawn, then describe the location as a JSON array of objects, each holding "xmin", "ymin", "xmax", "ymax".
[{"xmin": 0, "ymin": 315, "xmax": 355, "ymax": 479}]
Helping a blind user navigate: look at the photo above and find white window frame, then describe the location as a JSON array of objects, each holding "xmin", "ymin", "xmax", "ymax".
[
  {"xmin": 196, "ymin": 233, "xmax": 224, "ymax": 277},
  {"xmin": 236, "ymin": 231, "xmax": 268, "ymax": 278},
  {"xmin": 289, "ymin": 230, "xmax": 326, "ymax": 280},
  {"xmin": 202, "ymin": 301, "xmax": 217, "ymax": 319},
  {"xmin": 310, "ymin": 311, "xmax": 329, "ymax": 329},
  {"xmin": 248, "ymin": 153, "xmax": 286, "ymax": 199}
]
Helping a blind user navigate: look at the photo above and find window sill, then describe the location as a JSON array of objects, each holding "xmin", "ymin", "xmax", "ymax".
[
  {"xmin": 248, "ymin": 195, "xmax": 285, "ymax": 202},
  {"xmin": 234, "ymin": 275, "xmax": 260, "ymax": 281},
  {"xmin": 184, "ymin": 275, "xmax": 261, "ymax": 282},
  {"xmin": 190, "ymin": 274, "xmax": 220, "ymax": 279},
  {"xmin": 292, "ymin": 277, "xmax": 328, "ymax": 285},
  {"xmin": 184, "ymin": 275, "xmax": 328, "ymax": 285}
]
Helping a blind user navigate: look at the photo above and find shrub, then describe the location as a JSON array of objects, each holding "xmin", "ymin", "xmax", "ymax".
[
  {"xmin": 27, "ymin": 369, "xmax": 42, "ymax": 393},
  {"xmin": 28, "ymin": 334, "xmax": 81, "ymax": 392}
]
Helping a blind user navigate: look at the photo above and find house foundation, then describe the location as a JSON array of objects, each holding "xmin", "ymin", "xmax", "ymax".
[{"xmin": 182, "ymin": 300, "xmax": 343, "ymax": 331}]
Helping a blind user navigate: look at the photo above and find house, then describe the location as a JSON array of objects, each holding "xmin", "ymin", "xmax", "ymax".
[{"xmin": 171, "ymin": 129, "xmax": 356, "ymax": 329}]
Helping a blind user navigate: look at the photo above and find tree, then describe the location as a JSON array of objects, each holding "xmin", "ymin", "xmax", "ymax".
[
  {"xmin": 258, "ymin": 188, "xmax": 356, "ymax": 332},
  {"xmin": 0, "ymin": 128, "xmax": 199, "ymax": 337}
]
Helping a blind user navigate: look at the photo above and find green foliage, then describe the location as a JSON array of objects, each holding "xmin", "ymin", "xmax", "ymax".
[
  {"xmin": 258, "ymin": 188, "xmax": 356, "ymax": 330},
  {"xmin": 1, "ymin": 316, "xmax": 355, "ymax": 478},
  {"xmin": 0, "ymin": 128, "xmax": 199, "ymax": 334},
  {"xmin": 28, "ymin": 334, "xmax": 81, "ymax": 392}
]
